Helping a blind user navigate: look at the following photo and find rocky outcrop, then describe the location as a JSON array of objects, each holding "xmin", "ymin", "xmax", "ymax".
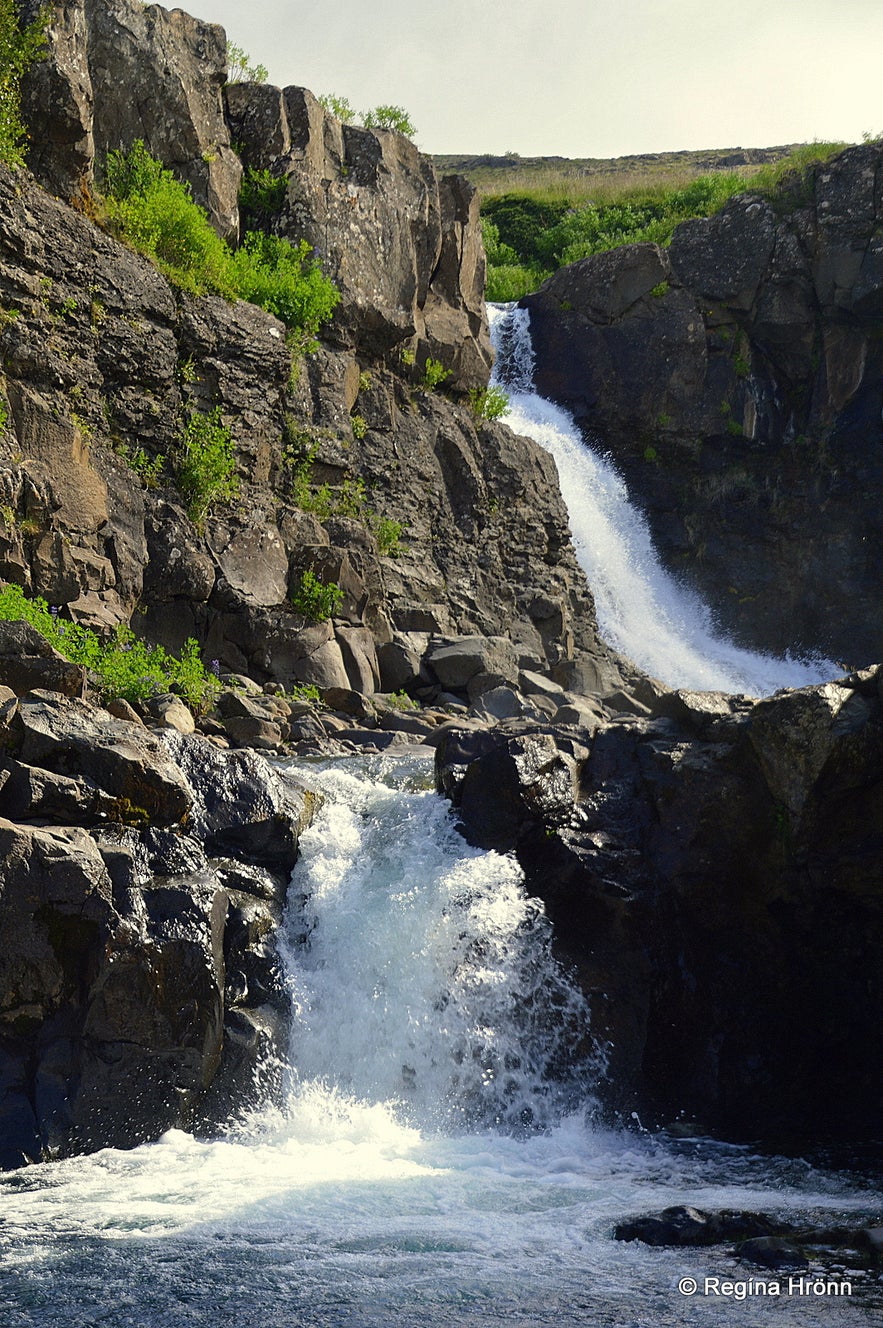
[
  {"xmin": 523, "ymin": 144, "xmax": 883, "ymax": 665},
  {"xmin": 0, "ymin": 149, "xmax": 617, "ymax": 702},
  {"xmin": 18, "ymin": 0, "xmax": 241, "ymax": 235},
  {"xmin": 0, "ymin": 687, "xmax": 312, "ymax": 1167},
  {"xmin": 436, "ymin": 667, "xmax": 883, "ymax": 1141},
  {"xmin": 226, "ymin": 82, "xmax": 491, "ymax": 388}
]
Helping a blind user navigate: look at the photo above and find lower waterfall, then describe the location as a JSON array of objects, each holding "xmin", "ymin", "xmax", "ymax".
[
  {"xmin": 1, "ymin": 756, "xmax": 878, "ymax": 1327},
  {"xmin": 488, "ymin": 304, "xmax": 837, "ymax": 696}
]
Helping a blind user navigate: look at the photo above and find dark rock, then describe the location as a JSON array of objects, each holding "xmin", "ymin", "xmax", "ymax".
[
  {"xmin": 8, "ymin": 691, "xmax": 191, "ymax": 825},
  {"xmin": 524, "ymin": 142, "xmax": 883, "ymax": 664},
  {"xmin": 615, "ymin": 1207, "xmax": 783, "ymax": 1247},
  {"xmin": 162, "ymin": 732, "xmax": 312, "ymax": 872},
  {"xmin": 738, "ymin": 1237, "xmax": 810, "ymax": 1270}
]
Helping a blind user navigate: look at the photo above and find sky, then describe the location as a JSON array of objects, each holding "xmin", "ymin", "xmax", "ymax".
[{"xmin": 192, "ymin": 0, "xmax": 883, "ymax": 158}]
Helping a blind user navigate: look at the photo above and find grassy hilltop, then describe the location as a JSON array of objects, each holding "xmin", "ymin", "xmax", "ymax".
[{"xmin": 432, "ymin": 142, "xmax": 850, "ymax": 300}]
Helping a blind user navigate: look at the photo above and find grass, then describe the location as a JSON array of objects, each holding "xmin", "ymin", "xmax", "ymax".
[
  {"xmin": 475, "ymin": 141, "xmax": 852, "ymax": 300},
  {"xmin": 0, "ymin": 582, "xmax": 219, "ymax": 711}
]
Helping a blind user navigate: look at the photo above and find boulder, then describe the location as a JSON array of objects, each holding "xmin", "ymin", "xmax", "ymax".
[
  {"xmin": 426, "ymin": 635, "xmax": 519, "ymax": 691},
  {"xmin": 9, "ymin": 691, "xmax": 192, "ymax": 824}
]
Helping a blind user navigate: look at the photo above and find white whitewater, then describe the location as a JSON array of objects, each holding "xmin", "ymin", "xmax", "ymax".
[
  {"xmin": 488, "ymin": 303, "xmax": 838, "ymax": 696},
  {"xmin": 0, "ymin": 756, "xmax": 877, "ymax": 1328}
]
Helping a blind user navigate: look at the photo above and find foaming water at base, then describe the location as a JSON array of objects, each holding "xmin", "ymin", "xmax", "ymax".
[
  {"xmin": 488, "ymin": 304, "xmax": 838, "ymax": 696},
  {"xmin": 0, "ymin": 757, "xmax": 879, "ymax": 1327}
]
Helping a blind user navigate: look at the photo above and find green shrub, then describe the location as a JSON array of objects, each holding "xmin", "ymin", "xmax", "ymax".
[
  {"xmin": 386, "ymin": 689, "xmax": 418, "ymax": 711},
  {"xmin": 420, "ymin": 357, "xmax": 451, "ymax": 392},
  {"xmin": 104, "ymin": 142, "xmax": 236, "ymax": 297},
  {"xmin": 362, "ymin": 105, "xmax": 416, "ymax": 137},
  {"xmin": 468, "ymin": 386, "xmax": 510, "ymax": 420},
  {"xmin": 239, "ymin": 167, "xmax": 287, "ymax": 230},
  {"xmin": 486, "ymin": 262, "xmax": 545, "ymax": 302},
  {"xmin": 374, "ymin": 516, "xmax": 403, "ymax": 556},
  {"xmin": 228, "ymin": 232, "xmax": 340, "ymax": 338},
  {"xmin": 176, "ymin": 406, "xmax": 239, "ymax": 526},
  {"xmin": 350, "ymin": 413, "xmax": 367, "ymax": 439},
  {"xmin": 102, "ymin": 143, "xmax": 338, "ymax": 341},
  {"xmin": 319, "ymin": 93, "xmax": 356, "ymax": 123},
  {"xmin": 112, "ymin": 438, "xmax": 164, "ymax": 487},
  {"xmin": 226, "ymin": 42, "xmax": 268, "ymax": 84},
  {"xmin": 290, "ymin": 568, "xmax": 344, "ymax": 622},
  {"xmin": 0, "ymin": 1, "xmax": 47, "ymax": 169},
  {"xmin": 0, "ymin": 582, "xmax": 219, "ymax": 710}
]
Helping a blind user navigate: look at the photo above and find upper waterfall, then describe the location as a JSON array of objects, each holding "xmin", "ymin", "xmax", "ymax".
[{"xmin": 488, "ymin": 304, "xmax": 837, "ymax": 696}]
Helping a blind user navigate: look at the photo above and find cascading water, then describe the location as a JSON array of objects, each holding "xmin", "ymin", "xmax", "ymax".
[
  {"xmin": 1, "ymin": 755, "xmax": 879, "ymax": 1327},
  {"xmin": 488, "ymin": 304, "xmax": 838, "ymax": 696}
]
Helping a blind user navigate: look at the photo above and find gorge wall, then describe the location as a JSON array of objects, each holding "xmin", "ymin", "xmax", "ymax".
[{"xmin": 524, "ymin": 146, "xmax": 883, "ymax": 667}]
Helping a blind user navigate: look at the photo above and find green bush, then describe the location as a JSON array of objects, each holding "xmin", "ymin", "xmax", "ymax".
[
  {"xmin": 239, "ymin": 166, "xmax": 287, "ymax": 230},
  {"xmin": 362, "ymin": 105, "xmax": 416, "ymax": 138},
  {"xmin": 319, "ymin": 93, "xmax": 356, "ymax": 123},
  {"xmin": 0, "ymin": 0, "xmax": 47, "ymax": 168},
  {"xmin": 104, "ymin": 142, "xmax": 236, "ymax": 297},
  {"xmin": 176, "ymin": 406, "xmax": 239, "ymax": 526},
  {"xmin": 290, "ymin": 568, "xmax": 344, "ymax": 622},
  {"xmin": 102, "ymin": 143, "xmax": 339, "ymax": 340},
  {"xmin": 468, "ymin": 386, "xmax": 510, "ymax": 421},
  {"xmin": 229, "ymin": 231, "xmax": 340, "ymax": 337},
  {"xmin": 374, "ymin": 516, "xmax": 403, "ymax": 557},
  {"xmin": 485, "ymin": 262, "xmax": 545, "ymax": 303},
  {"xmin": 0, "ymin": 582, "xmax": 219, "ymax": 710},
  {"xmin": 420, "ymin": 357, "xmax": 451, "ymax": 392}
]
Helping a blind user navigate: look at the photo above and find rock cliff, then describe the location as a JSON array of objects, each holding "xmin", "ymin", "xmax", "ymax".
[
  {"xmin": 437, "ymin": 667, "xmax": 883, "ymax": 1141},
  {"xmin": 524, "ymin": 145, "xmax": 883, "ymax": 664}
]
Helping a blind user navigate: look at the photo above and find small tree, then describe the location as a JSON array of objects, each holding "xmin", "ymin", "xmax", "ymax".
[
  {"xmin": 226, "ymin": 41, "xmax": 268, "ymax": 84},
  {"xmin": 362, "ymin": 105, "xmax": 416, "ymax": 138}
]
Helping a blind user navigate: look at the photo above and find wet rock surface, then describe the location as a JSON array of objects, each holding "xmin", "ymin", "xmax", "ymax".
[
  {"xmin": 435, "ymin": 669, "xmax": 883, "ymax": 1141},
  {"xmin": 0, "ymin": 686, "xmax": 312, "ymax": 1168}
]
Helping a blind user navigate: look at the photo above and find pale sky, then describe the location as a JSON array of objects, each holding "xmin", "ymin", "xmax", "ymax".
[{"xmin": 193, "ymin": 0, "xmax": 883, "ymax": 157}]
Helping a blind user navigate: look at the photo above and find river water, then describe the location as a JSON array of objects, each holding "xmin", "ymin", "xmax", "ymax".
[{"xmin": 2, "ymin": 757, "xmax": 880, "ymax": 1327}]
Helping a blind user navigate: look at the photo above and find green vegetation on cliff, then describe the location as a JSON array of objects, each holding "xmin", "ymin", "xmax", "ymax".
[
  {"xmin": 0, "ymin": 0, "xmax": 47, "ymax": 168},
  {"xmin": 480, "ymin": 141, "xmax": 848, "ymax": 301},
  {"xmin": 103, "ymin": 142, "xmax": 339, "ymax": 340},
  {"xmin": 0, "ymin": 583, "xmax": 219, "ymax": 710}
]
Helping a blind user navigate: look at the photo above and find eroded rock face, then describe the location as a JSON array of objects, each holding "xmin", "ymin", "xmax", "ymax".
[
  {"xmin": 523, "ymin": 144, "xmax": 883, "ymax": 664},
  {"xmin": 19, "ymin": 0, "xmax": 241, "ymax": 235},
  {"xmin": 436, "ymin": 670, "xmax": 883, "ymax": 1140},
  {"xmin": 0, "ymin": 689, "xmax": 312, "ymax": 1167},
  {"xmin": 226, "ymin": 81, "xmax": 491, "ymax": 387}
]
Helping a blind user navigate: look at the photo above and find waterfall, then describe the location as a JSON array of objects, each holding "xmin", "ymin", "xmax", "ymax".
[
  {"xmin": 279, "ymin": 759, "xmax": 596, "ymax": 1135},
  {"xmin": 488, "ymin": 304, "xmax": 837, "ymax": 696}
]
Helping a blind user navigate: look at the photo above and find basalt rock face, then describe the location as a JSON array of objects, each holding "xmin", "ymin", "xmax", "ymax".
[
  {"xmin": 17, "ymin": 0, "xmax": 241, "ymax": 236},
  {"xmin": 436, "ymin": 669, "xmax": 883, "ymax": 1141},
  {"xmin": 0, "ymin": 688, "xmax": 313, "ymax": 1167},
  {"xmin": 523, "ymin": 144, "xmax": 883, "ymax": 665},
  {"xmin": 4, "ymin": 2, "xmax": 609, "ymax": 699},
  {"xmin": 226, "ymin": 82, "xmax": 491, "ymax": 388},
  {"xmin": 20, "ymin": 0, "xmax": 490, "ymax": 383},
  {"xmin": 0, "ymin": 156, "xmax": 616, "ymax": 700}
]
